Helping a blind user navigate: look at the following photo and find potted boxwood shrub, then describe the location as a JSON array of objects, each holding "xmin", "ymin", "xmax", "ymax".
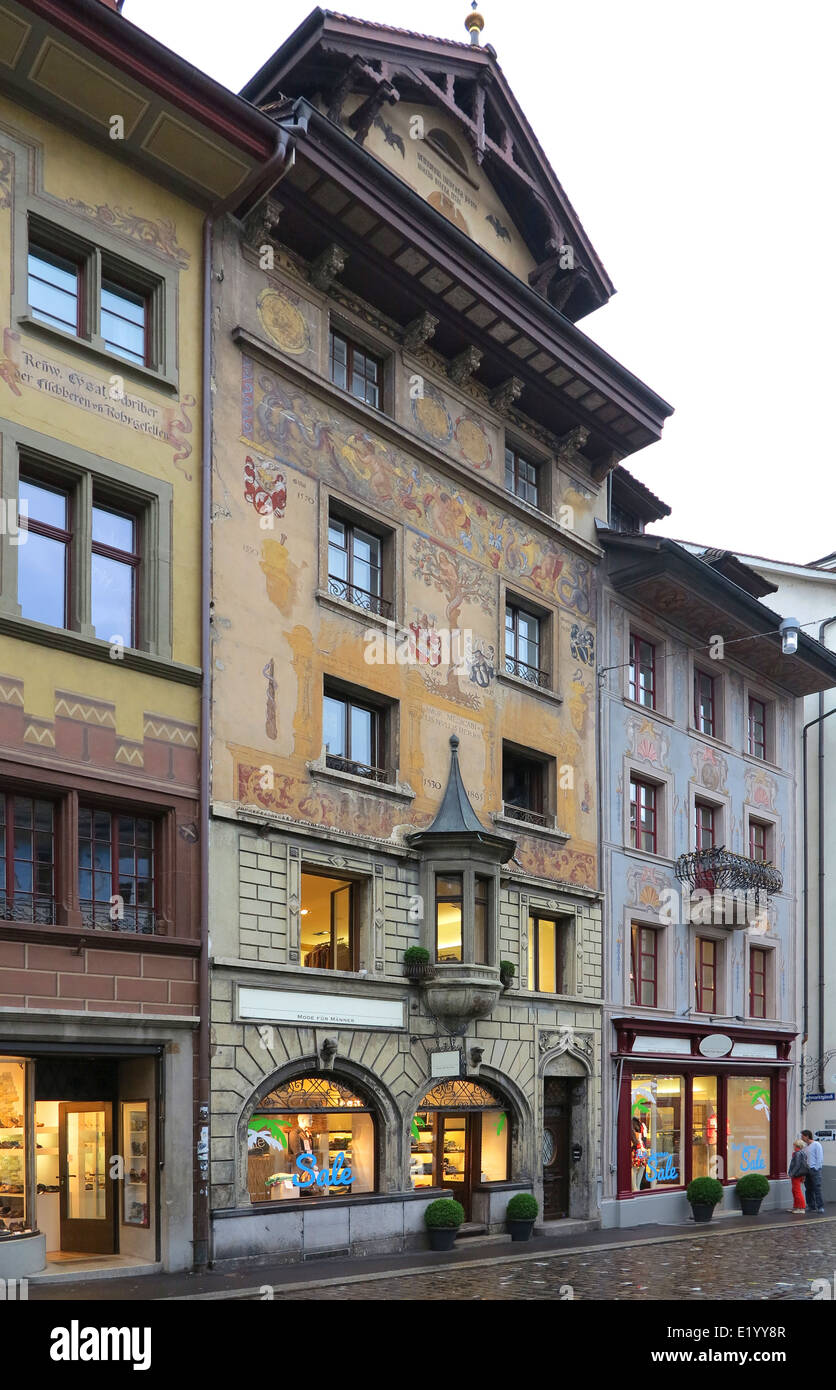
[
  {"xmin": 499, "ymin": 960, "xmax": 516, "ymax": 991},
  {"xmin": 686, "ymin": 1176, "xmax": 724, "ymax": 1223},
  {"xmin": 403, "ymin": 946, "xmax": 435, "ymax": 982},
  {"xmin": 506, "ymin": 1191, "xmax": 539, "ymax": 1241},
  {"xmin": 424, "ymin": 1197, "xmax": 464, "ymax": 1251},
  {"xmin": 736, "ymin": 1173, "xmax": 769, "ymax": 1215}
]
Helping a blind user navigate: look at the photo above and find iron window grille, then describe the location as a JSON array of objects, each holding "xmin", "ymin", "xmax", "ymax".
[
  {"xmin": 79, "ymin": 807, "xmax": 156, "ymax": 933},
  {"xmin": 323, "ymin": 689, "xmax": 388, "ymax": 782},
  {"xmin": 629, "ymin": 634, "xmax": 656, "ymax": 708},
  {"xmin": 329, "ymin": 329, "xmax": 382, "ymax": 409},
  {"xmin": 0, "ymin": 794, "xmax": 55, "ymax": 925},
  {"xmin": 327, "ymin": 515, "xmax": 390, "ymax": 617},
  {"xmin": 505, "ymin": 604, "xmax": 549, "ymax": 687},
  {"xmin": 504, "ymin": 447, "xmax": 539, "ymax": 507}
]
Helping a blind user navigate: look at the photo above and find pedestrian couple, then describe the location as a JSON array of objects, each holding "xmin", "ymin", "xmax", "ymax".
[{"xmin": 788, "ymin": 1130, "xmax": 825, "ymax": 1213}]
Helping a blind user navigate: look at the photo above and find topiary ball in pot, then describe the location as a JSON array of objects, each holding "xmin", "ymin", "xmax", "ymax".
[
  {"xmin": 499, "ymin": 960, "xmax": 516, "ymax": 990},
  {"xmin": 403, "ymin": 946, "xmax": 435, "ymax": 981},
  {"xmin": 506, "ymin": 1191, "xmax": 539, "ymax": 1241},
  {"xmin": 686, "ymin": 1176, "xmax": 724, "ymax": 1224},
  {"xmin": 735, "ymin": 1173, "xmax": 769, "ymax": 1215},
  {"xmin": 424, "ymin": 1197, "xmax": 465, "ymax": 1251}
]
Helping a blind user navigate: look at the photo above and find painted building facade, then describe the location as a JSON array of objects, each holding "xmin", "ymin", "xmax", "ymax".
[
  {"xmin": 0, "ymin": 0, "xmax": 276, "ymax": 1278},
  {"xmin": 598, "ymin": 497, "xmax": 836, "ymax": 1228},
  {"xmin": 730, "ymin": 549, "xmax": 836, "ymax": 1198},
  {"xmin": 207, "ymin": 10, "xmax": 671, "ymax": 1263}
]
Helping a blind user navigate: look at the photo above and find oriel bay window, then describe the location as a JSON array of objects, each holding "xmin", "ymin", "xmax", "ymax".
[
  {"xmin": 625, "ymin": 1070, "xmax": 773, "ymax": 1194},
  {"xmin": 300, "ymin": 871, "xmax": 356, "ymax": 971},
  {"xmin": 0, "ymin": 795, "xmax": 55, "ymax": 924},
  {"xmin": 246, "ymin": 1076, "xmax": 376, "ymax": 1203},
  {"xmin": 434, "ymin": 869, "xmax": 495, "ymax": 966}
]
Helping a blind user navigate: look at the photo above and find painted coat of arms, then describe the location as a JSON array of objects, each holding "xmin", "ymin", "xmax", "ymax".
[{"xmin": 244, "ymin": 454, "xmax": 287, "ymax": 517}]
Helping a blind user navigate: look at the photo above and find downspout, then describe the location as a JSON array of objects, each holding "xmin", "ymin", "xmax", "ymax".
[
  {"xmin": 815, "ymin": 616, "xmax": 836, "ymax": 1090},
  {"xmin": 801, "ymin": 681, "xmax": 836, "ymax": 1121},
  {"xmin": 195, "ymin": 117, "xmax": 302, "ymax": 1271}
]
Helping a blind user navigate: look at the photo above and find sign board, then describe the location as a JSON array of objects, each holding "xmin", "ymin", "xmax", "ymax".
[
  {"xmin": 815, "ymin": 1131, "xmax": 836, "ymax": 1142},
  {"xmin": 806, "ymin": 1092, "xmax": 836, "ymax": 1104},
  {"xmin": 633, "ymin": 1035, "xmax": 692, "ymax": 1055},
  {"xmin": 430, "ymin": 1049, "xmax": 462, "ymax": 1080},
  {"xmin": 826, "ymin": 1119, "xmax": 836, "ymax": 1130},
  {"xmin": 699, "ymin": 1034, "xmax": 733, "ymax": 1058},
  {"xmin": 238, "ymin": 987, "xmax": 405, "ymax": 1030}
]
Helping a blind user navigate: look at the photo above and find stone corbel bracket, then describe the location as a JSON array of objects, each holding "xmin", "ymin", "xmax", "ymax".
[
  {"xmin": 490, "ymin": 376, "xmax": 524, "ymax": 415},
  {"xmin": 310, "ymin": 243, "xmax": 348, "ymax": 293},
  {"xmin": 403, "ymin": 311, "xmax": 439, "ymax": 353},
  {"xmin": 448, "ymin": 344, "xmax": 483, "ymax": 387}
]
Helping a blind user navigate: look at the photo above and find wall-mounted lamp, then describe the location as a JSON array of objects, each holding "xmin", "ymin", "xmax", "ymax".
[{"xmin": 780, "ymin": 617, "xmax": 801, "ymax": 655}]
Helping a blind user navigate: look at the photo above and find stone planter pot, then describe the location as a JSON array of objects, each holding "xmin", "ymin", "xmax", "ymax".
[
  {"xmin": 739, "ymin": 1197, "xmax": 764, "ymax": 1216},
  {"xmin": 404, "ymin": 962, "xmax": 436, "ymax": 982},
  {"xmin": 690, "ymin": 1202, "xmax": 716, "ymax": 1223},
  {"xmin": 427, "ymin": 1227, "xmax": 458, "ymax": 1251},
  {"xmin": 508, "ymin": 1218, "xmax": 535, "ymax": 1242}
]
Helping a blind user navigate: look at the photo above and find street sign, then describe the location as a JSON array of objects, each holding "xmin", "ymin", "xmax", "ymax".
[{"xmin": 806, "ymin": 1092, "xmax": 836, "ymax": 1103}]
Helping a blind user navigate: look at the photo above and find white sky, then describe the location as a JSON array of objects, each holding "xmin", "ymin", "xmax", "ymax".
[{"xmin": 122, "ymin": 0, "xmax": 835, "ymax": 565}]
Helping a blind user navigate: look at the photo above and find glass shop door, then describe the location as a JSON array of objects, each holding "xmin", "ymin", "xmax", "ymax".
[
  {"xmin": 438, "ymin": 1113, "xmax": 473, "ymax": 1219},
  {"xmin": 58, "ymin": 1102, "xmax": 114, "ymax": 1253}
]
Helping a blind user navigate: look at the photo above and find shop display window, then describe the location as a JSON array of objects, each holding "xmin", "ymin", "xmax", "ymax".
[
  {"xmin": 727, "ymin": 1076, "xmax": 770, "ymax": 1180},
  {"xmin": 409, "ymin": 1080, "xmax": 510, "ymax": 1212},
  {"xmin": 691, "ymin": 1075, "xmax": 718, "ymax": 1179},
  {"xmin": 630, "ymin": 1074, "xmax": 684, "ymax": 1190},
  {"xmin": 0, "ymin": 1058, "xmax": 30, "ymax": 1237},
  {"xmin": 122, "ymin": 1101, "xmax": 150, "ymax": 1226},
  {"xmin": 246, "ymin": 1076, "xmax": 375, "ymax": 1203}
]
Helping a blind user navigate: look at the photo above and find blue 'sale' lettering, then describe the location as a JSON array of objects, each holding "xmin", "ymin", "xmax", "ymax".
[{"xmin": 292, "ymin": 1150, "xmax": 353, "ymax": 1187}]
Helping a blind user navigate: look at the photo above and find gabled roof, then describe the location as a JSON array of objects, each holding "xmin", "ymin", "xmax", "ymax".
[{"xmin": 241, "ymin": 6, "xmax": 613, "ymax": 320}]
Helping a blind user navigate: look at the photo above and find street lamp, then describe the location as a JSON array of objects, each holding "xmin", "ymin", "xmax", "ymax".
[{"xmin": 780, "ymin": 617, "xmax": 800, "ymax": 655}]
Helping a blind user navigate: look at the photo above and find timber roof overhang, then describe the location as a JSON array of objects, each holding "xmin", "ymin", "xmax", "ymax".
[
  {"xmin": 610, "ymin": 466, "xmax": 672, "ymax": 526},
  {"xmin": 4, "ymin": 0, "xmax": 279, "ymax": 207},
  {"xmin": 602, "ymin": 532, "xmax": 836, "ymax": 697},
  {"xmin": 261, "ymin": 95, "xmax": 672, "ymax": 475},
  {"xmin": 242, "ymin": 7, "xmax": 613, "ymax": 322}
]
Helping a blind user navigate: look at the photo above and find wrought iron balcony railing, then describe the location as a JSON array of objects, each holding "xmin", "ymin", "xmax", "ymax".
[
  {"xmin": 0, "ymin": 893, "xmax": 56, "ymax": 925},
  {"xmin": 325, "ymin": 754, "xmax": 391, "ymax": 784},
  {"xmin": 327, "ymin": 575, "xmax": 391, "ymax": 618},
  {"xmin": 80, "ymin": 901, "xmax": 156, "ymax": 934},
  {"xmin": 501, "ymin": 801, "xmax": 552, "ymax": 829},
  {"xmin": 504, "ymin": 655, "xmax": 550, "ymax": 689},
  {"xmin": 675, "ymin": 846, "xmax": 783, "ymax": 899}
]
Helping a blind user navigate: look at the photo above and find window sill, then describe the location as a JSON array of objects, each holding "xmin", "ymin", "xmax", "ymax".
[
  {"xmin": 493, "ymin": 811, "xmax": 569, "ymax": 844},
  {"xmin": 622, "ymin": 698, "xmax": 674, "ymax": 725},
  {"xmin": 622, "ymin": 847, "xmax": 674, "ymax": 868},
  {"xmin": 687, "ymin": 725, "xmax": 732, "ymax": 754},
  {"xmin": 17, "ymin": 315, "xmax": 178, "ymax": 395},
  {"xmin": 0, "ymin": 610, "xmax": 199, "ymax": 685},
  {"xmin": 315, "ymin": 589, "xmax": 396, "ymax": 633},
  {"xmin": 742, "ymin": 751, "xmax": 782, "ymax": 775},
  {"xmin": 495, "ymin": 670, "xmax": 562, "ymax": 704},
  {"xmin": 305, "ymin": 755, "xmax": 415, "ymax": 802}
]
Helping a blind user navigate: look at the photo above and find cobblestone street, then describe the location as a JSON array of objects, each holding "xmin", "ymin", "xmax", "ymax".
[{"xmin": 265, "ymin": 1219, "xmax": 836, "ymax": 1301}]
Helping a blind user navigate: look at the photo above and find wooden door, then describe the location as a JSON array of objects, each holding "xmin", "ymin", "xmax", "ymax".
[
  {"xmin": 437, "ymin": 1113, "xmax": 472, "ymax": 1218},
  {"xmin": 58, "ymin": 1102, "xmax": 114, "ymax": 1254},
  {"xmin": 542, "ymin": 1078, "xmax": 570, "ymax": 1219}
]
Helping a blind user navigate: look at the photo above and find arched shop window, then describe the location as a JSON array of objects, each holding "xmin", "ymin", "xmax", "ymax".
[
  {"xmin": 246, "ymin": 1075, "xmax": 376, "ymax": 1203},
  {"xmin": 411, "ymin": 1080, "xmax": 510, "ymax": 1213}
]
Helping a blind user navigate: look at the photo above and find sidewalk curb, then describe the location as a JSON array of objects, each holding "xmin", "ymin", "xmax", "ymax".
[{"xmin": 166, "ymin": 1213, "xmax": 836, "ymax": 1300}]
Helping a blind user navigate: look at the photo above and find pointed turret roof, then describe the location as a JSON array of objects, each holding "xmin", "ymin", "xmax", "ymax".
[{"xmin": 406, "ymin": 736, "xmax": 516, "ymax": 861}]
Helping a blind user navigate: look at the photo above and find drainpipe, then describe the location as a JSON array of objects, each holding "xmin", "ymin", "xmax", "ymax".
[
  {"xmin": 814, "ymin": 616, "xmax": 836, "ymax": 1091},
  {"xmin": 194, "ymin": 116, "xmax": 302, "ymax": 1271}
]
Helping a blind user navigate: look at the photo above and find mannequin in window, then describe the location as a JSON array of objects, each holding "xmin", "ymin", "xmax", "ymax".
[
  {"xmin": 631, "ymin": 1115, "xmax": 649, "ymax": 1192},
  {"xmin": 288, "ymin": 1113, "xmax": 324, "ymax": 1195}
]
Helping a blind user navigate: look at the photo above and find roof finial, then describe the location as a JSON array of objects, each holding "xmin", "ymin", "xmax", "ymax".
[{"xmin": 465, "ymin": 2, "xmax": 485, "ymax": 46}]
